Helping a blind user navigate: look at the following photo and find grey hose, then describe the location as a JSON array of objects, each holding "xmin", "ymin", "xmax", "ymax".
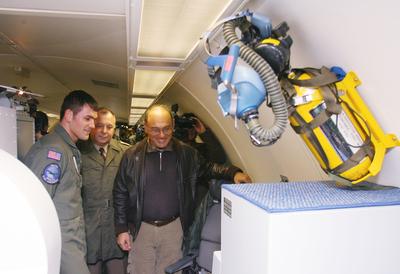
[{"xmin": 223, "ymin": 19, "xmax": 288, "ymax": 146}]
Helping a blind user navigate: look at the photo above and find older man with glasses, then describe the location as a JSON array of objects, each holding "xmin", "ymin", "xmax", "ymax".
[{"xmin": 113, "ymin": 104, "xmax": 252, "ymax": 274}]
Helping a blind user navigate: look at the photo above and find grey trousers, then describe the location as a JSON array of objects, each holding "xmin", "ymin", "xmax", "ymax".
[{"xmin": 128, "ymin": 218, "xmax": 183, "ymax": 274}]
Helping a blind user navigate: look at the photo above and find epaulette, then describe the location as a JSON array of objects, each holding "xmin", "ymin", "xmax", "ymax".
[{"xmin": 119, "ymin": 140, "xmax": 132, "ymax": 149}]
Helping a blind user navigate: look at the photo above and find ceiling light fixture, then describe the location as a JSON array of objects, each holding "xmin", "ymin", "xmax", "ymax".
[
  {"xmin": 131, "ymin": 97, "xmax": 154, "ymax": 108},
  {"xmin": 127, "ymin": 0, "xmax": 250, "ymax": 125},
  {"xmin": 132, "ymin": 69, "xmax": 175, "ymax": 97}
]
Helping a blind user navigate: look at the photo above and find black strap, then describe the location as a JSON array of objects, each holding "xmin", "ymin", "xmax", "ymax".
[
  {"xmin": 330, "ymin": 139, "xmax": 374, "ymax": 175},
  {"xmin": 287, "ymin": 67, "xmax": 342, "ymax": 115},
  {"xmin": 285, "ymin": 67, "xmax": 376, "ymax": 179},
  {"xmin": 291, "ymin": 111, "xmax": 331, "ymax": 170},
  {"xmin": 291, "ymin": 109, "xmax": 332, "ymax": 134},
  {"xmin": 287, "ymin": 67, "xmax": 338, "ymax": 87}
]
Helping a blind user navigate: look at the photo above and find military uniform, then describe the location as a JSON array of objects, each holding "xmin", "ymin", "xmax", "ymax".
[
  {"xmin": 79, "ymin": 139, "xmax": 129, "ymax": 265},
  {"xmin": 23, "ymin": 124, "xmax": 90, "ymax": 274}
]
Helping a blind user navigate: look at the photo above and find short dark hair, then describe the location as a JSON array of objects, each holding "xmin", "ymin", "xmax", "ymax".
[
  {"xmin": 182, "ymin": 112, "xmax": 197, "ymax": 119},
  {"xmin": 34, "ymin": 111, "xmax": 49, "ymax": 133},
  {"xmin": 60, "ymin": 90, "xmax": 98, "ymax": 120}
]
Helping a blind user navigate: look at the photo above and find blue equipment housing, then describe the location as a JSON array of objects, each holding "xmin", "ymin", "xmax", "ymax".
[
  {"xmin": 206, "ymin": 44, "xmax": 266, "ymax": 118},
  {"xmin": 248, "ymin": 12, "xmax": 272, "ymax": 38},
  {"xmin": 203, "ymin": 10, "xmax": 290, "ymax": 146}
]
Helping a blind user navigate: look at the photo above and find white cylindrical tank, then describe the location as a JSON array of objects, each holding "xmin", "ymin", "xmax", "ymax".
[{"xmin": 0, "ymin": 149, "xmax": 61, "ymax": 274}]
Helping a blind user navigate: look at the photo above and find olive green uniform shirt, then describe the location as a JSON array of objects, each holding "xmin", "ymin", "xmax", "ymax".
[{"xmin": 24, "ymin": 124, "xmax": 90, "ymax": 274}]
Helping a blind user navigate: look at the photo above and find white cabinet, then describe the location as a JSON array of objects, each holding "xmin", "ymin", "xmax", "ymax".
[{"xmin": 221, "ymin": 181, "xmax": 400, "ymax": 274}]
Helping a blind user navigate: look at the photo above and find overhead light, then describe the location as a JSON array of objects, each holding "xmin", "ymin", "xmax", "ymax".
[
  {"xmin": 133, "ymin": 69, "xmax": 175, "ymax": 97},
  {"xmin": 131, "ymin": 97, "xmax": 154, "ymax": 108},
  {"xmin": 138, "ymin": 0, "xmax": 232, "ymax": 59},
  {"xmin": 129, "ymin": 109, "xmax": 145, "ymax": 125},
  {"xmin": 130, "ymin": 108, "xmax": 146, "ymax": 115},
  {"xmin": 128, "ymin": 0, "xmax": 246, "ymax": 119},
  {"xmin": 129, "ymin": 117, "xmax": 140, "ymax": 125},
  {"xmin": 46, "ymin": 112, "xmax": 60, "ymax": 119}
]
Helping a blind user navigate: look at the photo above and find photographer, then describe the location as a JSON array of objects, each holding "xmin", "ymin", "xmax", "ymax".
[
  {"xmin": 174, "ymin": 111, "xmax": 228, "ymax": 206},
  {"xmin": 175, "ymin": 113, "xmax": 227, "ymax": 163}
]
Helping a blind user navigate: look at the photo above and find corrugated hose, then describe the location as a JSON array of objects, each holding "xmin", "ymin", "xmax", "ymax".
[{"xmin": 223, "ymin": 19, "xmax": 288, "ymax": 146}]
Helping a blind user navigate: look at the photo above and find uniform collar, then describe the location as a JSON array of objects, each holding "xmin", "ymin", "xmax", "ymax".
[
  {"xmin": 54, "ymin": 123, "xmax": 78, "ymax": 149},
  {"xmin": 93, "ymin": 143, "xmax": 109, "ymax": 154},
  {"xmin": 108, "ymin": 138, "xmax": 123, "ymax": 152}
]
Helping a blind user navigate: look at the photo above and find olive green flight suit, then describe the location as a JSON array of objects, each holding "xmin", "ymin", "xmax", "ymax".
[
  {"xmin": 24, "ymin": 124, "xmax": 90, "ymax": 274},
  {"xmin": 79, "ymin": 139, "xmax": 129, "ymax": 264}
]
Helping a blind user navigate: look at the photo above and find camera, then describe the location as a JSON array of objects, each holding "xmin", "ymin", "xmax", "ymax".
[
  {"xmin": 171, "ymin": 104, "xmax": 197, "ymax": 141},
  {"xmin": 175, "ymin": 114, "xmax": 196, "ymax": 129},
  {"xmin": 135, "ymin": 124, "xmax": 145, "ymax": 143},
  {"xmin": 174, "ymin": 114, "xmax": 196, "ymax": 141}
]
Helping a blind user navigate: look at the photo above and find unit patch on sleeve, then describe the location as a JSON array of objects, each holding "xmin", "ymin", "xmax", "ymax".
[
  {"xmin": 41, "ymin": 163, "xmax": 61, "ymax": 184},
  {"xmin": 47, "ymin": 150, "xmax": 62, "ymax": 161}
]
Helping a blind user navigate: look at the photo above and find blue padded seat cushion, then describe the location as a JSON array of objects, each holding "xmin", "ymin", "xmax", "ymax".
[{"xmin": 222, "ymin": 181, "xmax": 400, "ymax": 213}]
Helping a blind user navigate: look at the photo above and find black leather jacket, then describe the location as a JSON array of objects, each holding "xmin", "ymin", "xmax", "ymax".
[{"xmin": 113, "ymin": 138, "xmax": 240, "ymax": 240}]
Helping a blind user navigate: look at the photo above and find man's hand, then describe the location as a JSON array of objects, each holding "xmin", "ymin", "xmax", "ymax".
[
  {"xmin": 233, "ymin": 172, "xmax": 252, "ymax": 184},
  {"xmin": 193, "ymin": 118, "xmax": 206, "ymax": 134},
  {"xmin": 117, "ymin": 232, "xmax": 132, "ymax": 251}
]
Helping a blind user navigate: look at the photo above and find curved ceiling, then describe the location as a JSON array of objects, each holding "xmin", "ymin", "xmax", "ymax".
[
  {"xmin": 0, "ymin": 0, "xmax": 248, "ymax": 123},
  {"xmin": 0, "ymin": 0, "xmax": 128, "ymax": 119}
]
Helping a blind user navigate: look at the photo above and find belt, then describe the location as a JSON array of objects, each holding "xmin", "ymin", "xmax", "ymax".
[
  {"xmin": 143, "ymin": 216, "xmax": 178, "ymax": 227},
  {"xmin": 85, "ymin": 199, "xmax": 111, "ymax": 210}
]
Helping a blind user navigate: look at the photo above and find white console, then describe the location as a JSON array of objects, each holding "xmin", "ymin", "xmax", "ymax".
[
  {"xmin": 0, "ymin": 149, "xmax": 61, "ymax": 274},
  {"xmin": 221, "ymin": 181, "xmax": 400, "ymax": 274}
]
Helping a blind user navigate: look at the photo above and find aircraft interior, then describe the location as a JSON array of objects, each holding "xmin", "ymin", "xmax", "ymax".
[{"xmin": 0, "ymin": 0, "xmax": 400, "ymax": 273}]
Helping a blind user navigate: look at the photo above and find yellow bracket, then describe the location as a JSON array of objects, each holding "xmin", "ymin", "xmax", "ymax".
[{"xmin": 339, "ymin": 71, "xmax": 400, "ymax": 184}]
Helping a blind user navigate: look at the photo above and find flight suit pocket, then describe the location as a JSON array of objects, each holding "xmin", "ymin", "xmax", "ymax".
[{"xmin": 60, "ymin": 215, "xmax": 87, "ymax": 253}]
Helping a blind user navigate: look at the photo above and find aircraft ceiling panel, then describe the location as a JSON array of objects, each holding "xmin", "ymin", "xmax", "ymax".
[
  {"xmin": 0, "ymin": 54, "xmax": 43, "ymax": 86},
  {"xmin": 0, "ymin": 0, "xmax": 125, "ymax": 15},
  {"xmin": 139, "ymin": 0, "xmax": 231, "ymax": 59},
  {"xmin": 0, "ymin": 54, "xmax": 30, "ymax": 67},
  {"xmin": 0, "ymin": 44, "xmax": 14, "ymax": 55},
  {"xmin": 0, "ymin": 14, "xmax": 126, "ymax": 67},
  {"xmin": 35, "ymin": 57, "xmax": 127, "ymax": 91},
  {"xmin": 0, "ymin": 10, "xmax": 129, "ymax": 120},
  {"xmin": 33, "ymin": 57, "xmax": 129, "ymax": 120}
]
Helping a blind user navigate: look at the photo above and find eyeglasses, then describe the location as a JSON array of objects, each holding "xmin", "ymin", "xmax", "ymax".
[{"xmin": 148, "ymin": 126, "xmax": 173, "ymax": 135}]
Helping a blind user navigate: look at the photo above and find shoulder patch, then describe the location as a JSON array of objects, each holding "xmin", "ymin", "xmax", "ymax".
[
  {"xmin": 47, "ymin": 150, "xmax": 62, "ymax": 161},
  {"xmin": 41, "ymin": 163, "xmax": 61, "ymax": 184}
]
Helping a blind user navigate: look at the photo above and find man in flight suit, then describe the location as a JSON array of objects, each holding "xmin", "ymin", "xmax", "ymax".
[
  {"xmin": 24, "ymin": 90, "xmax": 98, "ymax": 274},
  {"xmin": 79, "ymin": 107, "xmax": 129, "ymax": 274}
]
